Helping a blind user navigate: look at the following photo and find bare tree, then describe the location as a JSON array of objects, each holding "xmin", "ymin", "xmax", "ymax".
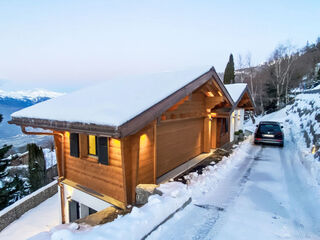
[
  {"xmin": 236, "ymin": 54, "xmax": 246, "ymax": 83},
  {"xmin": 269, "ymin": 43, "xmax": 298, "ymax": 109}
]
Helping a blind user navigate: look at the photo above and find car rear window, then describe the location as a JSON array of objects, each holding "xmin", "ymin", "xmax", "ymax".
[{"xmin": 259, "ymin": 124, "xmax": 281, "ymax": 133}]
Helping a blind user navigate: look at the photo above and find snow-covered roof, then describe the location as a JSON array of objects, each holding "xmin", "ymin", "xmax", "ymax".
[
  {"xmin": 224, "ymin": 83, "xmax": 247, "ymax": 103},
  {"xmin": 12, "ymin": 66, "xmax": 213, "ymax": 128}
]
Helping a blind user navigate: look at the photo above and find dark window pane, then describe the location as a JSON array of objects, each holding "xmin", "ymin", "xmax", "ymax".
[
  {"xmin": 89, "ymin": 207, "xmax": 97, "ymax": 215},
  {"xmin": 70, "ymin": 133, "xmax": 79, "ymax": 158},
  {"xmin": 98, "ymin": 137, "xmax": 109, "ymax": 165}
]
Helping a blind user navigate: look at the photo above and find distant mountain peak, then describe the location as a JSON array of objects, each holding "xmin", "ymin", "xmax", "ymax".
[{"xmin": 0, "ymin": 89, "xmax": 64, "ymax": 101}]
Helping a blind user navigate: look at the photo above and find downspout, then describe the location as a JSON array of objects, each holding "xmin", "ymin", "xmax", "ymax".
[{"xmin": 21, "ymin": 126, "xmax": 66, "ymax": 223}]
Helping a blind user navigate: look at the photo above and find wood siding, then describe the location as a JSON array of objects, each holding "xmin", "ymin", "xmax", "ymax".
[
  {"xmin": 138, "ymin": 125, "xmax": 155, "ymax": 185},
  {"xmin": 121, "ymin": 123, "xmax": 156, "ymax": 204},
  {"xmin": 157, "ymin": 117, "xmax": 204, "ymax": 177},
  {"xmin": 63, "ymin": 132, "xmax": 125, "ymax": 204},
  {"xmin": 163, "ymin": 92, "xmax": 206, "ymax": 120}
]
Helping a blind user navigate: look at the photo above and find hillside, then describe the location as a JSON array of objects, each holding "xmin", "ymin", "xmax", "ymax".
[{"xmin": 245, "ymin": 88, "xmax": 320, "ymax": 184}]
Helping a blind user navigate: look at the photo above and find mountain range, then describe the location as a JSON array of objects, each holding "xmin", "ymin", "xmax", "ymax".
[{"xmin": 0, "ymin": 89, "xmax": 64, "ymax": 150}]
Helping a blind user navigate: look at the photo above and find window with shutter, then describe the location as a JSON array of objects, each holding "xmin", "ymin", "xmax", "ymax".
[
  {"xmin": 70, "ymin": 133, "xmax": 79, "ymax": 158},
  {"xmin": 97, "ymin": 137, "xmax": 109, "ymax": 165}
]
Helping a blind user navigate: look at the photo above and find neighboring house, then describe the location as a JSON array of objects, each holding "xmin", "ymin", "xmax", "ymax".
[
  {"xmin": 224, "ymin": 83, "xmax": 255, "ymax": 142},
  {"xmin": 9, "ymin": 67, "xmax": 237, "ymax": 223}
]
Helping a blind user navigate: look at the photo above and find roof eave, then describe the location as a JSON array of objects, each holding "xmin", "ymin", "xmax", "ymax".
[
  {"xmin": 9, "ymin": 117, "xmax": 120, "ymax": 138},
  {"xmin": 232, "ymin": 85, "xmax": 256, "ymax": 112}
]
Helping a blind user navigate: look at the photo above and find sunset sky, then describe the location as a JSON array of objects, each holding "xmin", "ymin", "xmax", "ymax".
[{"xmin": 0, "ymin": 0, "xmax": 319, "ymax": 92}]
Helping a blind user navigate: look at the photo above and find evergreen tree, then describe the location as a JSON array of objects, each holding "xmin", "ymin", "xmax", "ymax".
[
  {"xmin": 0, "ymin": 114, "xmax": 12, "ymax": 209},
  {"xmin": 7, "ymin": 174, "xmax": 29, "ymax": 204},
  {"xmin": 223, "ymin": 54, "xmax": 235, "ymax": 84},
  {"xmin": 28, "ymin": 143, "xmax": 46, "ymax": 192},
  {"xmin": 0, "ymin": 116, "xmax": 30, "ymax": 210}
]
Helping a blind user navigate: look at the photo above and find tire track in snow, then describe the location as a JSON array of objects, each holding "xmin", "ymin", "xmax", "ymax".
[{"xmin": 146, "ymin": 142, "xmax": 262, "ymax": 240}]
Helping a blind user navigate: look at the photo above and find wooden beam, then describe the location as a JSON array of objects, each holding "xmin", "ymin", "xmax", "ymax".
[
  {"xmin": 203, "ymin": 117, "xmax": 211, "ymax": 153},
  {"xmin": 62, "ymin": 179, "xmax": 126, "ymax": 209},
  {"xmin": 131, "ymin": 135, "xmax": 140, "ymax": 204},
  {"xmin": 206, "ymin": 96, "xmax": 225, "ymax": 109},
  {"xmin": 121, "ymin": 139, "xmax": 128, "ymax": 207},
  {"xmin": 153, "ymin": 120, "xmax": 157, "ymax": 184},
  {"xmin": 211, "ymin": 118, "xmax": 217, "ymax": 149}
]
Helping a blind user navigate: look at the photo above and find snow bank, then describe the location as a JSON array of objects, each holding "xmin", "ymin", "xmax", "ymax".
[
  {"xmin": 185, "ymin": 139, "xmax": 254, "ymax": 205},
  {"xmin": 31, "ymin": 182, "xmax": 190, "ymax": 240},
  {"xmin": 286, "ymin": 93, "xmax": 320, "ymax": 184}
]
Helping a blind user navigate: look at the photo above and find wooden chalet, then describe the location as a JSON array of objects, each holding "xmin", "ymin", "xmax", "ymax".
[
  {"xmin": 225, "ymin": 83, "xmax": 255, "ymax": 142},
  {"xmin": 10, "ymin": 67, "xmax": 236, "ymax": 223}
]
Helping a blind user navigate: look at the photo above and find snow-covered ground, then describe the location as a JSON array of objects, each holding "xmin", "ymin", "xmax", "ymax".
[
  {"xmin": 2, "ymin": 91, "xmax": 319, "ymax": 240},
  {"xmin": 0, "ymin": 193, "xmax": 59, "ymax": 240}
]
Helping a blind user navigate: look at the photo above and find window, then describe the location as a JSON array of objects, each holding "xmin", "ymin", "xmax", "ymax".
[
  {"xmin": 68, "ymin": 200, "xmax": 80, "ymax": 222},
  {"xmin": 88, "ymin": 135, "xmax": 97, "ymax": 156}
]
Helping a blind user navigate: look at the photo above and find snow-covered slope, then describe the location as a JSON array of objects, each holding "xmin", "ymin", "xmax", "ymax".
[{"xmin": 245, "ymin": 91, "xmax": 320, "ymax": 184}]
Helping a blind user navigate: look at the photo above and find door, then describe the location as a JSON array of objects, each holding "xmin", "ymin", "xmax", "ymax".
[
  {"xmin": 216, "ymin": 118, "xmax": 229, "ymax": 148},
  {"xmin": 157, "ymin": 118, "xmax": 203, "ymax": 177},
  {"xmin": 68, "ymin": 200, "xmax": 80, "ymax": 222}
]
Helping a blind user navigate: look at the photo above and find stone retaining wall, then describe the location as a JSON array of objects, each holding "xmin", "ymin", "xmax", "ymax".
[{"xmin": 0, "ymin": 181, "xmax": 58, "ymax": 232}]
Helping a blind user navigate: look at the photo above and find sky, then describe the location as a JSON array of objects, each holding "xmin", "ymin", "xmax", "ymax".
[{"xmin": 0, "ymin": 0, "xmax": 319, "ymax": 92}]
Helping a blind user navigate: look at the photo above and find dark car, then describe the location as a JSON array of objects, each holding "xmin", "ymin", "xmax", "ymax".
[{"xmin": 254, "ymin": 121, "xmax": 284, "ymax": 147}]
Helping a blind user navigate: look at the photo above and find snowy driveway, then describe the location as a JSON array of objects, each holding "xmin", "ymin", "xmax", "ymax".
[{"xmin": 148, "ymin": 134, "xmax": 320, "ymax": 240}]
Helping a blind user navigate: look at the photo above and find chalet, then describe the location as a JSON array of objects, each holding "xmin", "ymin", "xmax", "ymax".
[
  {"xmin": 224, "ymin": 83, "xmax": 255, "ymax": 142},
  {"xmin": 10, "ymin": 67, "xmax": 238, "ymax": 223}
]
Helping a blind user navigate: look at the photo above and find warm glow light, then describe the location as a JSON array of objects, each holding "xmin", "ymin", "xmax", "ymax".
[
  {"xmin": 110, "ymin": 138, "xmax": 121, "ymax": 148},
  {"xmin": 140, "ymin": 134, "xmax": 149, "ymax": 148},
  {"xmin": 207, "ymin": 91, "xmax": 214, "ymax": 97},
  {"xmin": 65, "ymin": 131, "xmax": 70, "ymax": 138},
  {"xmin": 312, "ymin": 145, "xmax": 317, "ymax": 154},
  {"xmin": 218, "ymin": 91, "xmax": 222, "ymax": 96},
  {"xmin": 211, "ymin": 113, "xmax": 217, "ymax": 118},
  {"xmin": 66, "ymin": 185, "xmax": 74, "ymax": 197}
]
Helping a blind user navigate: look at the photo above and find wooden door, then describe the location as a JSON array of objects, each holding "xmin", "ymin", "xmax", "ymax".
[
  {"xmin": 216, "ymin": 118, "xmax": 229, "ymax": 148},
  {"xmin": 156, "ymin": 118, "xmax": 203, "ymax": 177}
]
